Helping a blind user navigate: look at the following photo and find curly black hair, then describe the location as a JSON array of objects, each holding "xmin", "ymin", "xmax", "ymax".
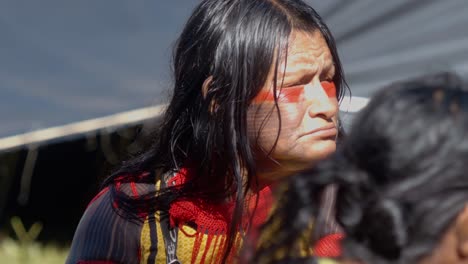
[{"xmin": 250, "ymin": 72, "xmax": 468, "ymax": 264}]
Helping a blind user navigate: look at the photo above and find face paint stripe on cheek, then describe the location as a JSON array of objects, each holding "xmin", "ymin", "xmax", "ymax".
[
  {"xmin": 253, "ymin": 86, "xmax": 305, "ymax": 103},
  {"xmin": 321, "ymin": 81, "xmax": 337, "ymax": 98}
]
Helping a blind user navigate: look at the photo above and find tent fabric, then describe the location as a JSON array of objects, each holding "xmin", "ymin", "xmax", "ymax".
[
  {"xmin": 312, "ymin": 0, "xmax": 468, "ymax": 95},
  {"xmin": 1, "ymin": 0, "xmax": 467, "ymax": 139}
]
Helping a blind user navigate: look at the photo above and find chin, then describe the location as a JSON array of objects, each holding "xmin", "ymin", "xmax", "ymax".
[
  {"xmin": 269, "ymin": 140, "xmax": 337, "ymax": 168},
  {"xmin": 303, "ymin": 141, "xmax": 336, "ymax": 162}
]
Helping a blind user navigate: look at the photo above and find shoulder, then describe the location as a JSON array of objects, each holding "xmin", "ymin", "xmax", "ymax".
[
  {"xmin": 66, "ymin": 185, "xmax": 147, "ymax": 264},
  {"xmin": 318, "ymin": 259, "xmax": 341, "ymax": 264}
]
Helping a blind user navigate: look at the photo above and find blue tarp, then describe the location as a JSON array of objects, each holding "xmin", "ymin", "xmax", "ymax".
[{"xmin": 1, "ymin": 0, "xmax": 467, "ymax": 138}]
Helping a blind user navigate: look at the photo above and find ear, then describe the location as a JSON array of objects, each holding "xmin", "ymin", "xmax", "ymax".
[
  {"xmin": 456, "ymin": 204, "xmax": 468, "ymax": 258},
  {"xmin": 201, "ymin": 76, "xmax": 213, "ymax": 99},
  {"xmin": 201, "ymin": 76, "xmax": 218, "ymax": 113}
]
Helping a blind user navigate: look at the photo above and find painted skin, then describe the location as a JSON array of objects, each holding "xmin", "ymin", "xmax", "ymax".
[{"xmin": 248, "ymin": 30, "xmax": 339, "ymax": 181}]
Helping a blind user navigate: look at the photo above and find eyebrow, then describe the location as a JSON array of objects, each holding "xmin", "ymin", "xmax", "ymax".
[{"xmin": 277, "ymin": 62, "xmax": 335, "ymax": 86}]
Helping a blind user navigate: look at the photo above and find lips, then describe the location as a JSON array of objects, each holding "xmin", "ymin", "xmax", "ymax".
[{"xmin": 301, "ymin": 123, "xmax": 337, "ymax": 138}]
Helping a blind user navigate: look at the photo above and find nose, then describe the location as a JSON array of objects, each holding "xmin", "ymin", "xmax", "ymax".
[{"xmin": 304, "ymin": 81, "xmax": 338, "ymax": 119}]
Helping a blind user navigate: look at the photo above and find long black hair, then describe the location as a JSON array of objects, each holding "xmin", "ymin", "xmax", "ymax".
[
  {"xmin": 103, "ymin": 0, "xmax": 347, "ymax": 260},
  {"xmin": 251, "ymin": 72, "xmax": 468, "ymax": 263}
]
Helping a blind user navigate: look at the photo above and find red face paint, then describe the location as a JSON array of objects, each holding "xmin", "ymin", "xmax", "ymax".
[
  {"xmin": 253, "ymin": 81, "xmax": 337, "ymax": 103},
  {"xmin": 321, "ymin": 81, "xmax": 337, "ymax": 98},
  {"xmin": 253, "ymin": 86, "xmax": 304, "ymax": 103}
]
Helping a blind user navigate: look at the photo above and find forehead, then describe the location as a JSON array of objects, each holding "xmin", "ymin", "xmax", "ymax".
[{"xmin": 281, "ymin": 30, "xmax": 333, "ymax": 71}]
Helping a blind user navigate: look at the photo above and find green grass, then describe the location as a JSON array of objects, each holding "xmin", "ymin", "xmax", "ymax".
[
  {"xmin": 0, "ymin": 238, "xmax": 69, "ymax": 264},
  {"xmin": 1, "ymin": 217, "xmax": 70, "ymax": 263}
]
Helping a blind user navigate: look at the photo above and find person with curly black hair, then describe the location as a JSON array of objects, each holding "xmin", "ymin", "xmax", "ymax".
[{"xmin": 251, "ymin": 72, "xmax": 468, "ymax": 264}]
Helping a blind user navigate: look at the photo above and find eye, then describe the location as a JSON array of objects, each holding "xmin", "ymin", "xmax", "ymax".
[
  {"xmin": 283, "ymin": 83, "xmax": 305, "ymax": 89},
  {"xmin": 320, "ymin": 66, "xmax": 335, "ymax": 82},
  {"xmin": 282, "ymin": 73, "xmax": 315, "ymax": 88},
  {"xmin": 320, "ymin": 73, "xmax": 334, "ymax": 83},
  {"xmin": 281, "ymin": 79, "xmax": 305, "ymax": 88}
]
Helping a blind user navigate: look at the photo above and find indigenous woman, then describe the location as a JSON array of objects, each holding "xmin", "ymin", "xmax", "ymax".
[{"xmin": 66, "ymin": 0, "xmax": 347, "ymax": 263}]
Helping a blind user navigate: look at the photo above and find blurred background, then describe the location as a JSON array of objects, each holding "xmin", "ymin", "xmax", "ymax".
[{"xmin": 1, "ymin": 1, "xmax": 467, "ymax": 263}]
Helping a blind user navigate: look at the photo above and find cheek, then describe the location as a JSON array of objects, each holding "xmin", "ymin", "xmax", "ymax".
[
  {"xmin": 330, "ymin": 97, "xmax": 339, "ymax": 113},
  {"xmin": 247, "ymin": 103, "xmax": 305, "ymax": 143},
  {"xmin": 253, "ymin": 86, "xmax": 304, "ymax": 104}
]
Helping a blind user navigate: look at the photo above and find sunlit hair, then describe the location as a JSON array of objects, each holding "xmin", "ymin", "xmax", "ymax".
[
  {"xmin": 251, "ymin": 72, "xmax": 468, "ymax": 263},
  {"xmin": 102, "ymin": 0, "xmax": 347, "ymax": 261}
]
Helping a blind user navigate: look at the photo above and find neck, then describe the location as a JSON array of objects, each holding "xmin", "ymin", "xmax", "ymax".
[{"xmin": 255, "ymin": 157, "xmax": 315, "ymax": 186}]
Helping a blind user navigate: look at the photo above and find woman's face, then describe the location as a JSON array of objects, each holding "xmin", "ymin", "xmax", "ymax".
[
  {"xmin": 248, "ymin": 30, "xmax": 339, "ymax": 178},
  {"xmin": 341, "ymin": 205, "xmax": 468, "ymax": 264},
  {"xmin": 418, "ymin": 205, "xmax": 468, "ymax": 264}
]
